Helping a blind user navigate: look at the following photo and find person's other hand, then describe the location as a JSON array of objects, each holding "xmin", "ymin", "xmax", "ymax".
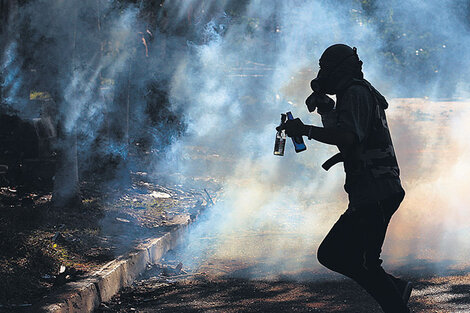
[{"xmin": 305, "ymin": 92, "xmax": 335, "ymax": 114}]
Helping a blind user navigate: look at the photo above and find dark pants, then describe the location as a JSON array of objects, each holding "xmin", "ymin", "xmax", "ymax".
[{"xmin": 317, "ymin": 191, "xmax": 408, "ymax": 313}]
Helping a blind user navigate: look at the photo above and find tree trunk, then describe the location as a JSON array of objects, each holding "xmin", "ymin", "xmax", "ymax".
[
  {"xmin": 52, "ymin": 122, "xmax": 81, "ymax": 208},
  {"xmin": 52, "ymin": 2, "xmax": 81, "ymax": 209}
]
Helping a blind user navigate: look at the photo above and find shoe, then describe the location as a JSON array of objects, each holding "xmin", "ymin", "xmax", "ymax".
[
  {"xmin": 389, "ymin": 275, "xmax": 413, "ymax": 304},
  {"xmin": 401, "ymin": 281, "xmax": 413, "ymax": 304}
]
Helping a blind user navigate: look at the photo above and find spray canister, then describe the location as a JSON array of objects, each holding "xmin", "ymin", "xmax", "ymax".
[
  {"xmin": 286, "ymin": 111, "xmax": 307, "ymax": 153},
  {"xmin": 274, "ymin": 113, "xmax": 287, "ymax": 156}
]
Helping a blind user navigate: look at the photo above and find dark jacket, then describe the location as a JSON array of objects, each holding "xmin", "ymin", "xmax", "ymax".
[{"xmin": 321, "ymin": 79, "xmax": 404, "ymax": 206}]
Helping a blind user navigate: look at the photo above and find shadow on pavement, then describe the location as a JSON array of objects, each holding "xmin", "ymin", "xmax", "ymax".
[
  {"xmin": 99, "ymin": 277, "xmax": 384, "ymax": 312},
  {"xmin": 98, "ymin": 253, "xmax": 470, "ymax": 312}
]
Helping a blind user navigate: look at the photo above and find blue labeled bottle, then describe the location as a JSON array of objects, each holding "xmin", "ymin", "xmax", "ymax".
[{"xmin": 286, "ymin": 111, "xmax": 307, "ymax": 153}]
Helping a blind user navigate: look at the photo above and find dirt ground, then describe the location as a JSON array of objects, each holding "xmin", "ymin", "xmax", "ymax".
[
  {"xmin": 0, "ymin": 173, "xmax": 212, "ymax": 310},
  {"xmin": 100, "ymin": 269, "xmax": 470, "ymax": 313},
  {"xmin": 98, "ymin": 236, "xmax": 470, "ymax": 313}
]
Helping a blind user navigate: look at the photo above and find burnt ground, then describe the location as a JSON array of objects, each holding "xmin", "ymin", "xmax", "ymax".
[{"xmin": 0, "ymin": 173, "xmax": 214, "ymax": 310}]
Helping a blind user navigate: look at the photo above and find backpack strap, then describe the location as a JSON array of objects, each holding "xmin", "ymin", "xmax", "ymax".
[
  {"xmin": 322, "ymin": 152, "xmax": 343, "ymax": 170},
  {"xmin": 321, "ymin": 79, "xmax": 377, "ymax": 171}
]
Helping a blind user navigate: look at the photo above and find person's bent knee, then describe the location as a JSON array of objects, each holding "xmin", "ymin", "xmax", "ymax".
[
  {"xmin": 317, "ymin": 239, "xmax": 360, "ymax": 275},
  {"xmin": 317, "ymin": 241, "xmax": 334, "ymax": 269}
]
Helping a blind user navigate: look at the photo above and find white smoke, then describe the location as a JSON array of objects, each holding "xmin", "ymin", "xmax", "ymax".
[
  {"xmin": 2, "ymin": 0, "xmax": 469, "ymax": 277},
  {"xmin": 159, "ymin": 0, "xmax": 470, "ymax": 277}
]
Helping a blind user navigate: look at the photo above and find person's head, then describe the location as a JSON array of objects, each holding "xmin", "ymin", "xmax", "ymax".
[{"xmin": 312, "ymin": 44, "xmax": 364, "ymax": 95}]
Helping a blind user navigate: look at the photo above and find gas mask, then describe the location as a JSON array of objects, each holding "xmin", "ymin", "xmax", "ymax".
[{"xmin": 305, "ymin": 78, "xmax": 335, "ymax": 113}]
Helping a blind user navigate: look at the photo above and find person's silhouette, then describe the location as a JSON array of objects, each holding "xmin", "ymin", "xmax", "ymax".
[{"xmin": 281, "ymin": 44, "xmax": 412, "ymax": 313}]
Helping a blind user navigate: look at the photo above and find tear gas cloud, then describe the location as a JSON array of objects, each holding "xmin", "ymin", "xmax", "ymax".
[
  {"xmin": 2, "ymin": 0, "xmax": 470, "ymax": 278},
  {"xmin": 160, "ymin": 0, "xmax": 470, "ymax": 277}
]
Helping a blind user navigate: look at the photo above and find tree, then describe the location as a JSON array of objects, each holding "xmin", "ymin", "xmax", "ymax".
[{"xmin": 52, "ymin": 1, "xmax": 81, "ymax": 209}]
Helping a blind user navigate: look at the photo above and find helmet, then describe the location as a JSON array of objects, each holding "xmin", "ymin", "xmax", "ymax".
[
  {"xmin": 319, "ymin": 44, "xmax": 357, "ymax": 70},
  {"xmin": 315, "ymin": 44, "xmax": 363, "ymax": 94}
]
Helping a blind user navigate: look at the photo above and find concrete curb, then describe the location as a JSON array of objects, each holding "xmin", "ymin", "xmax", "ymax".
[{"xmin": 37, "ymin": 214, "xmax": 194, "ymax": 313}]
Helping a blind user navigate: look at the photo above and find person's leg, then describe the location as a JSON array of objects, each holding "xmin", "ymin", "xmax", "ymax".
[
  {"xmin": 380, "ymin": 192, "xmax": 413, "ymax": 304},
  {"xmin": 388, "ymin": 274, "xmax": 413, "ymax": 304},
  {"xmin": 362, "ymin": 191, "xmax": 405, "ymax": 270},
  {"xmin": 316, "ymin": 201, "xmax": 389, "ymax": 276},
  {"xmin": 317, "ymin": 211, "xmax": 361, "ymax": 274},
  {"xmin": 353, "ymin": 193, "xmax": 409, "ymax": 312},
  {"xmin": 349, "ymin": 265, "xmax": 409, "ymax": 312},
  {"xmin": 317, "ymin": 193, "xmax": 409, "ymax": 312}
]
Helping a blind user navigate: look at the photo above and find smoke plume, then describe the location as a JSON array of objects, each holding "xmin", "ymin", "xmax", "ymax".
[
  {"xmin": 2, "ymin": 0, "xmax": 470, "ymax": 277},
  {"xmin": 157, "ymin": 0, "xmax": 470, "ymax": 277}
]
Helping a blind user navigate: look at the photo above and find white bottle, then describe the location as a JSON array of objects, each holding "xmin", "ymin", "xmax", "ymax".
[{"xmin": 274, "ymin": 114, "xmax": 287, "ymax": 156}]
